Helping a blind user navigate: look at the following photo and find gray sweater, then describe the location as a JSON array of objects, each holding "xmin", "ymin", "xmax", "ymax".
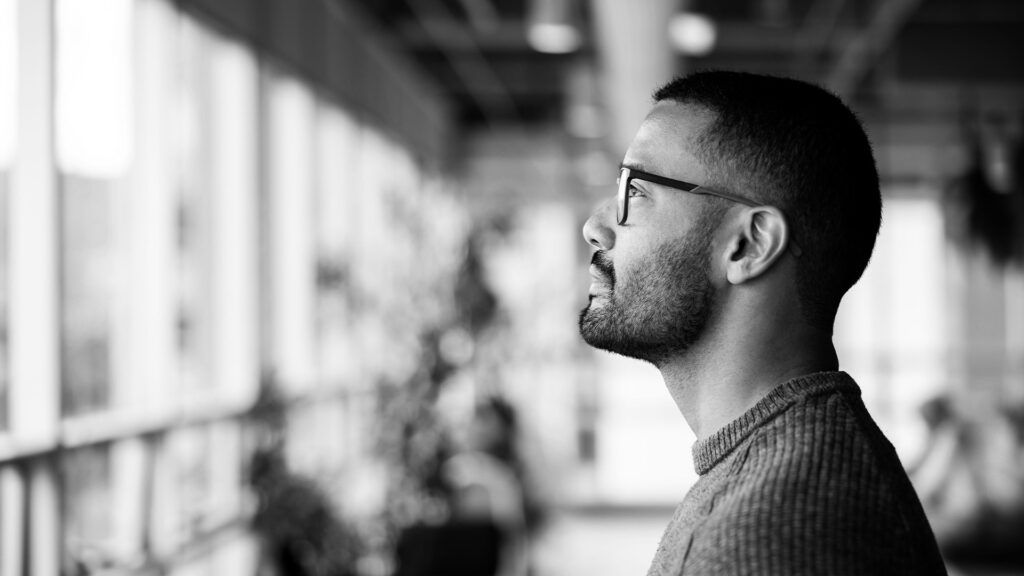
[{"xmin": 647, "ymin": 371, "xmax": 947, "ymax": 575}]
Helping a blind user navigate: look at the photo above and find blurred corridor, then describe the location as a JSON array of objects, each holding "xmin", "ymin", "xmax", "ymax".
[{"xmin": 2, "ymin": 0, "xmax": 1024, "ymax": 574}]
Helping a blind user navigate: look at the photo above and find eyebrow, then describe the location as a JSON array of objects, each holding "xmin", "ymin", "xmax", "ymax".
[{"xmin": 619, "ymin": 161, "xmax": 651, "ymax": 173}]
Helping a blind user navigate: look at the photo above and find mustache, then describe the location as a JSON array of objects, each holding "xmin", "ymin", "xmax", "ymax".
[{"xmin": 591, "ymin": 251, "xmax": 615, "ymax": 284}]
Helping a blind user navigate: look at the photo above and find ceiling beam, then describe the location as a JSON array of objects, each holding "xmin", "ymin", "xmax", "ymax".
[
  {"xmin": 397, "ymin": 19, "xmax": 576, "ymax": 52},
  {"xmin": 404, "ymin": 0, "xmax": 520, "ymax": 124},
  {"xmin": 826, "ymin": 0, "xmax": 925, "ymax": 97},
  {"xmin": 417, "ymin": 59, "xmax": 569, "ymax": 96},
  {"xmin": 794, "ymin": 0, "xmax": 847, "ymax": 66},
  {"xmin": 396, "ymin": 19, "xmax": 843, "ymax": 54},
  {"xmin": 455, "ymin": 0, "xmax": 501, "ymax": 32}
]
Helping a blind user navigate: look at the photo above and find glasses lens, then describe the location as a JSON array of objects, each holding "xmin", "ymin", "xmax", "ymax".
[{"xmin": 617, "ymin": 168, "xmax": 629, "ymax": 225}]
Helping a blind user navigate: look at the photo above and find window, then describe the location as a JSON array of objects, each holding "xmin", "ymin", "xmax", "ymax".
[
  {"xmin": 174, "ymin": 17, "xmax": 216, "ymax": 396},
  {"xmin": 62, "ymin": 446, "xmax": 114, "ymax": 568},
  {"xmin": 59, "ymin": 175, "xmax": 118, "ymax": 414},
  {"xmin": 206, "ymin": 30, "xmax": 259, "ymax": 408},
  {"xmin": 54, "ymin": 1, "xmax": 257, "ymax": 570},
  {"xmin": 265, "ymin": 68, "xmax": 317, "ymax": 393},
  {"xmin": 0, "ymin": 0, "xmax": 14, "ymax": 431},
  {"xmin": 835, "ymin": 191, "xmax": 949, "ymax": 461},
  {"xmin": 3, "ymin": 0, "xmax": 455, "ymax": 572},
  {"xmin": 56, "ymin": 0, "xmax": 134, "ymax": 416},
  {"xmin": 315, "ymin": 105, "xmax": 361, "ymax": 388}
]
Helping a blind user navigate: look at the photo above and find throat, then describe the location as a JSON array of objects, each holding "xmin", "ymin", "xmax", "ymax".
[{"xmin": 658, "ymin": 341, "xmax": 838, "ymax": 439}]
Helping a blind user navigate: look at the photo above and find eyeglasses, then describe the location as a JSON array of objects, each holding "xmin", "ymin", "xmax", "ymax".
[{"xmin": 616, "ymin": 166, "xmax": 803, "ymax": 257}]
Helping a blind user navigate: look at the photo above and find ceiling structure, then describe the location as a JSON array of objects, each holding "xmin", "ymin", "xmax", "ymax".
[
  {"xmin": 344, "ymin": 0, "xmax": 1024, "ymax": 132},
  {"xmin": 346, "ymin": 0, "xmax": 586, "ymax": 127},
  {"xmin": 342, "ymin": 0, "xmax": 1024, "ymax": 213}
]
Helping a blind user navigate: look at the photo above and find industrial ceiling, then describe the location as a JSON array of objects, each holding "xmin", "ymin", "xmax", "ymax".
[{"xmin": 345, "ymin": 0, "xmax": 1024, "ymax": 141}]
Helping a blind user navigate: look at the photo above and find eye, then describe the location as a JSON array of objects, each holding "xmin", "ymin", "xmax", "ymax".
[{"xmin": 627, "ymin": 182, "xmax": 645, "ymax": 198}]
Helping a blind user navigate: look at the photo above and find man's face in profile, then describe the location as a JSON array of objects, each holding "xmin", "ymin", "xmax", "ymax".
[
  {"xmin": 579, "ymin": 103, "xmax": 723, "ymax": 364},
  {"xmin": 579, "ymin": 227, "xmax": 717, "ymax": 364}
]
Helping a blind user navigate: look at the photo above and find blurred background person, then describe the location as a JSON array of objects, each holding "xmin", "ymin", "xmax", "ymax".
[{"xmin": 443, "ymin": 396, "xmax": 548, "ymax": 576}]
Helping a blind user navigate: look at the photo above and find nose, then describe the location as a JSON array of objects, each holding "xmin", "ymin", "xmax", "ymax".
[{"xmin": 582, "ymin": 198, "xmax": 616, "ymax": 250}]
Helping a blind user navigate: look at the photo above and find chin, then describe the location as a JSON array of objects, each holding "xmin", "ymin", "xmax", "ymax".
[
  {"xmin": 578, "ymin": 297, "xmax": 709, "ymax": 369},
  {"xmin": 579, "ymin": 309, "xmax": 659, "ymax": 365}
]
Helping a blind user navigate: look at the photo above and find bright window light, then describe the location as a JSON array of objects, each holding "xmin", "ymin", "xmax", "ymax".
[
  {"xmin": 268, "ymin": 73, "xmax": 316, "ymax": 390},
  {"xmin": 669, "ymin": 12, "xmax": 717, "ymax": 57},
  {"xmin": 210, "ymin": 34, "xmax": 259, "ymax": 403},
  {"xmin": 527, "ymin": 0, "xmax": 581, "ymax": 54},
  {"xmin": 56, "ymin": 0, "xmax": 134, "ymax": 178},
  {"xmin": 566, "ymin": 103, "xmax": 604, "ymax": 139},
  {"xmin": 0, "ymin": 0, "xmax": 16, "ymax": 169},
  {"xmin": 834, "ymin": 193, "xmax": 947, "ymax": 462},
  {"xmin": 528, "ymin": 22, "xmax": 582, "ymax": 54}
]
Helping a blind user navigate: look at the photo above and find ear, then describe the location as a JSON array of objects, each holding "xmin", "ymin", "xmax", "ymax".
[{"xmin": 723, "ymin": 207, "xmax": 791, "ymax": 285}]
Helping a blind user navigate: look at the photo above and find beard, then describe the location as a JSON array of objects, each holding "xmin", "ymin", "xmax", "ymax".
[{"xmin": 578, "ymin": 216, "xmax": 718, "ymax": 366}]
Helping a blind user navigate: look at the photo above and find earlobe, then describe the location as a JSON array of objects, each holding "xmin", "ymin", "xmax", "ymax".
[{"xmin": 724, "ymin": 208, "xmax": 789, "ymax": 285}]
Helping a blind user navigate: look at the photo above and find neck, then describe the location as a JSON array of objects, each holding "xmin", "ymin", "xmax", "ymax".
[{"xmin": 657, "ymin": 319, "xmax": 838, "ymax": 440}]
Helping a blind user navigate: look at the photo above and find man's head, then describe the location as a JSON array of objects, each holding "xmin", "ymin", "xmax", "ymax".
[{"xmin": 579, "ymin": 71, "xmax": 881, "ymax": 363}]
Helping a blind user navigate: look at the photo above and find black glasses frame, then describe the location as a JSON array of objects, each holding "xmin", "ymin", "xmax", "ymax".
[{"xmin": 616, "ymin": 166, "xmax": 803, "ymax": 257}]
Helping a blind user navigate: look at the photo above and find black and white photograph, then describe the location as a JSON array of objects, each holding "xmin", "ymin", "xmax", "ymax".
[{"xmin": 0, "ymin": 0, "xmax": 1023, "ymax": 575}]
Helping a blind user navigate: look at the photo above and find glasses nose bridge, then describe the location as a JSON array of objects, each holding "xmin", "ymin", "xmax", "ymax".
[{"xmin": 615, "ymin": 168, "xmax": 630, "ymax": 225}]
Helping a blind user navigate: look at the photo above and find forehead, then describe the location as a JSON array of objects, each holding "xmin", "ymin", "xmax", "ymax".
[{"xmin": 623, "ymin": 102, "xmax": 716, "ymax": 181}]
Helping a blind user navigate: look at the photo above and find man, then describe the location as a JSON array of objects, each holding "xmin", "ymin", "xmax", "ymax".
[{"xmin": 579, "ymin": 71, "xmax": 947, "ymax": 575}]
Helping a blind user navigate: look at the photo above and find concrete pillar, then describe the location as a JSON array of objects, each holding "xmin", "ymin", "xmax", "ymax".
[{"xmin": 590, "ymin": 0, "xmax": 681, "ymax": 154}]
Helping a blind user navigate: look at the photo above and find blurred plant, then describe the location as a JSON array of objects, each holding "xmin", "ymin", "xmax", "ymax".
[
  {"xmin": 370, "ymin": 213, "xmax": 557, "ymax": 576},
  {"xmin": 946, "ymin": 114, "xmax": 1024, "ymax": 266},
  {"xmin": 454, "ymin": 231, "xmax": 499, "ymax": 336},
  {"xmin": 247, "ymin": 374, "xmax": 364, "ymax": 576},
  {"xmin": 375, "ymin": 339, "xmax": 459, "ymax": 542},
  {"xmin": 374, "ymin": 224, "xmax": 505, "ymax": 539},
  {"xmin": 316, "ymin": 257, "xmax": 352, "ymax": 294},
  {"xmin": 249, "ymin": 448, "xmax": 363, "ymax": 576}
]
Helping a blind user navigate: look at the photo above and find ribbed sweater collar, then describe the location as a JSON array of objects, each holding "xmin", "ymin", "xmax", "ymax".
[{"xmin": 691, "ymin": 371, "xmax": 859, "ymax": 475}]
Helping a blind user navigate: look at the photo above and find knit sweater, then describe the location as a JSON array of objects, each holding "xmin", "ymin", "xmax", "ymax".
[{"xmin": 647, "ymin": 371, "xmax": 948, "ymax": 575}]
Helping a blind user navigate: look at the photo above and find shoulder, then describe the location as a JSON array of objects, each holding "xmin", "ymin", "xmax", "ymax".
[
  {"xmin": 686, "ymin": 393, "xmax": 940, "ymax": 575},
  {"xmin": 730, "ymin": 388, "xmax": 918, "ymax": 524},
  {"xmin": 736, "ymin": 383, "xmax": 906, "ymax": 487}
]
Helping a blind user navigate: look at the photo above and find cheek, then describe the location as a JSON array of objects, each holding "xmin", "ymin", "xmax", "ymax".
[
  {"xmin": 609, "ymin": 221, "xmax": 698, "ymax": 294},
  {"xmin": 613, "ymin": 246, "xmax": 664, "ymax": 300}
]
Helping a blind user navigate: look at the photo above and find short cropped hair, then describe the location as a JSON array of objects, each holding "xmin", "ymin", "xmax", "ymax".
[{"xmin": 654, "ymin": 71, "xmax": 881, "ymax": 330}]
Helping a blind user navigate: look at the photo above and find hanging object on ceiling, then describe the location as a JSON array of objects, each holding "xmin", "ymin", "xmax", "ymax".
[
  {"xmin": 668, "ymin": 12, "xmax": 717, "ymax": 56},
  {"xmin": 946, "ymin": 112, "xmax": 1024, "ymax": 266},
  {"xmin": 527, "ymin": 0, "xmax": 582, "ymax": 54}
]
